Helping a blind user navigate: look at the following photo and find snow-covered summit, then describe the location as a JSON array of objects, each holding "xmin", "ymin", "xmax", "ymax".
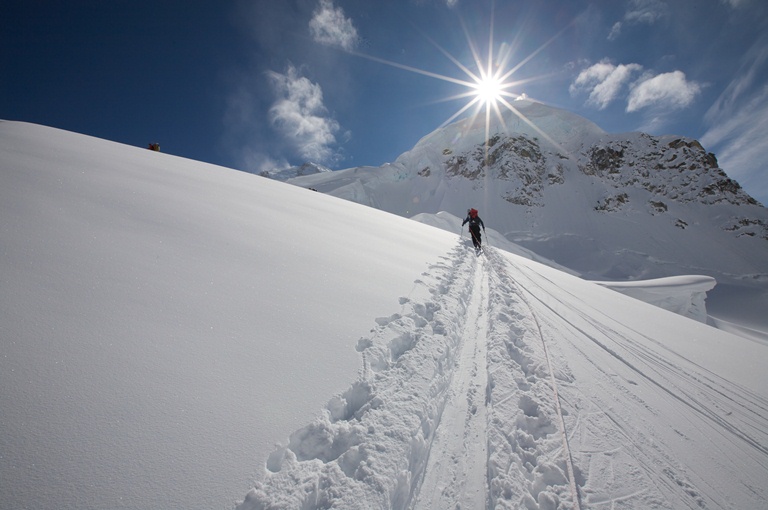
[
  {"xmin": 404, "ymin": 99, "xmax": 606, "ymax": 160},
  {"xmin": 289, "ymin": 101, "xmax": 768, "ymax": 332}
]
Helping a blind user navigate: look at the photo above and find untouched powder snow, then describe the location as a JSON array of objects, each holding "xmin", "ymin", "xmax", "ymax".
[
  {"xmin": 0, "ymin": 121, "xmax": 457, "ymax": 510},
  {"xmin": 1, "ymin": 121, "xmax": 767, "ymax": 510}
]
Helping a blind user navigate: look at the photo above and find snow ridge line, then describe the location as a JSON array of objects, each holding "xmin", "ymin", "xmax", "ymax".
[
  {"xmin": 484, "ymin": 248, "xmax": 582, "ymax": 510},
  {"xmin": 238, "ymin": 243, "xmax": 482, "ymax": 509}
]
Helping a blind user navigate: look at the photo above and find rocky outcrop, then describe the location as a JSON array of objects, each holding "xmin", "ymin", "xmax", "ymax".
[
  {"xmin": 579, "ymin": 135, "xmax": 757, "ymax": 206},
  {"xmin": 441, "ymin": 128, "xmax": 759, "ymax": 213},
  {"xmin": 723, "ymin": 217, "xmax": 768, "ymax": 240},
  {"xmin": 444, "ymin": 135, "xmax": 564, "ymax": 206}
]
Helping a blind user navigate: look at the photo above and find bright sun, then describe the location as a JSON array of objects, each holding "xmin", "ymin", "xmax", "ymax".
[
  {"xmin": 349, "ymin": 5, "xmax": 569, "ymax": 160},
  {"xmin": 473, "ymin": 75, "xmax": 505, "ymax": 106}
]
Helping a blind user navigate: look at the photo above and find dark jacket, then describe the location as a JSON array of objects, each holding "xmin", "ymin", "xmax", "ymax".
[{"xmin": 462, "ymin": 214, "xmax": 485, "ymax": 231}]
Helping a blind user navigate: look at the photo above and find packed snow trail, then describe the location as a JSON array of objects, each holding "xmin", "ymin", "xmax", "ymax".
[
  {"xmin": 238, "ymin": 242, "xmax": 483, "ymax": 509},
  {"xmin": 238, "ymin": 242, "xmax": 583, "ymax": 509},
  {"xmin": 411, "ymin": 253, "xmax": 490, "ymax": 508},
  {"xmin": 238, "ymin": 242, "xmax": 768, "ymax": 509}
]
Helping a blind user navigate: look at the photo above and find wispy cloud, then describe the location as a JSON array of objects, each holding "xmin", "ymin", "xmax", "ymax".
[
  {"xmin": 705, "ymin": 37, "xmax": 768, "ymax": 122},
  {"xmin": 409, "ymin": 0, "xmax": 459, "ymax": 7},
  {"xmin": 267, "ymin": 63, "xmax": 341, "ymax": 164},
  {"xmin": 719, "ymin": 0, "xmax": 748, "ymax": 7},
  {"xmin": 624, "ymin": 0, "xmax": 669, "ymax": 24},
  {"xmin": 701, "ymin": 84, "xmax": 768, "ymax": 205},
  {"xmin": 569, "ymin": 59, "xmax": 643, "ymax": 109},
  {"xmin": 609, "ymin": 0, "xmax": 670, "ymax": 40},
  {"xmin": 627, "ymin": 71, "xmax": 702, "ymax": 112},
  {"xmin": 240, "ymin": 149, "xmax": 291, "ymax": 177},
  {"xmin": 309, "ymin": 0, "xmax": 359, "ymax": 51},
  {"xmin": 701, "ymin": 35, "xmax": 768, "ymax": 204},
  {"xmin": 221, "ymin": 78, "xmax": 287, "ymax": 175}
]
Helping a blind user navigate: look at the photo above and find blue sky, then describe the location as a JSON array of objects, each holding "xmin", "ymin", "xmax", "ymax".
[{"xmin": 2, "ymin": 0, "xmax": 767, "ymax": 204}]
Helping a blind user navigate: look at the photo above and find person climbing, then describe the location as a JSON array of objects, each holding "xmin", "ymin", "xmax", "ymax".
[{"xmin": 462, "ymin": 208, "xmax": 486, "ymax": 253}]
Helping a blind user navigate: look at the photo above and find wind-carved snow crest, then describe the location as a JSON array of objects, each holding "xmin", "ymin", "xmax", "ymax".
[
  {"xmin": 237, "ymin": 243, "xmax": 585, "ymax": 509},
  {"xmin": 594, "ymin": 276, "xmax": 716, "ymax": 323}
]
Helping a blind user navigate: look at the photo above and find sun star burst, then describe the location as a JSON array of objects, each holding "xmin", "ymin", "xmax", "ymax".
[
  {"xmin": 348, "ymin": 5, "xmax": 572, "ymax": 165},
  {"xmin": 473, "ymin": 74, "xmax": 505, "ymax": 106}
]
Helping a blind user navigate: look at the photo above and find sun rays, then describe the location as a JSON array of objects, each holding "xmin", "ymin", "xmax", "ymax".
[{"xmin": 348, "ymin": 4, "xmax": 571, "ymax": 164}]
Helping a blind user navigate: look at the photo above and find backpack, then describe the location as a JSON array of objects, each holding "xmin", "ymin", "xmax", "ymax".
[{"xmin": 467, "ymin": 208, "xmax": 480, "ymax": 227}]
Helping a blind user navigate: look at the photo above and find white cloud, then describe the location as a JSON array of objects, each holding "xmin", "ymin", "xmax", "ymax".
[
  {"xmin": 309, "ymin": 0, "xmax": 359, "ymax": 51},
  {"xmin": 626, "ymin": 71, "xmax": 701, "ymax": 112},
  {"xmin": 569, "ymin": 60, "xmax": 643, "ymax": 109},
  {"xmin": 608, "ymin": 0, "xmax": 669, "ymax": 40},
  {"xmin": 267, "ymin": 64, "xmax": 341, "ymax": 163},
  {"xmin": 571, "ymin": 62, "xmax": 701, "ymax": 113}
]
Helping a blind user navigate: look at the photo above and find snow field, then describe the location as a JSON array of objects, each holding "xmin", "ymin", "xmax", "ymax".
[
  {"xmin": 0, "ymin": 121, "xmax": 461, "ymax": 510},
  {"xmin": 505, "ymin": 255, "xmax": 768, "ymax": 508},
  {"xmin": 239, "ymin": 241, "xmax": 586, "ymax": 509},
  {"xmin": 4, "ymin": 121, "xmax": 767, "ymax": 510},
  {"xmin": 238, "ymin": 240, "xmax": 768, "ymax": 509},
  {"xmin": 239, "ymin": 241, "xmax": 482, "ymax": 508}
]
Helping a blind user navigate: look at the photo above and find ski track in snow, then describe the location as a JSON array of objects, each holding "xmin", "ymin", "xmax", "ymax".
[
  {"xmin": 411, "ymin": 248, "xmax": 490, "ymax": 509},
  {"xmin": 238, "ymin": 242, "xmax": 768, "ymax": 510},
  {"xmin": 499, "ymin": 253, "xmax": 768, "ymax": 510}
]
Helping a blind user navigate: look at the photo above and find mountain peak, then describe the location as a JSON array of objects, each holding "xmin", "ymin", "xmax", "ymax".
[
  {"xmin": 406, "ymin": 100, "xmax": 606, "ymax": 160},
  {"xmin": 290, "ymin": 103, "xmax": 768, "ymax": 330}
]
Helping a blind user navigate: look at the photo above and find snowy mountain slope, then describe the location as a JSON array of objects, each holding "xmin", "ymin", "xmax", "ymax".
[
  {"xmin": 2, "ymin": 121, "xmax": 766, "ymax": 510},
  {"xmin": 288, "ymin": 100, "xmax": 768, "ymax": 334},
  {"xmin": 238, "ymin": 242, "xmax": 768, "ymax": 509},
  {"xmin": 0, "ymin": 121, "xmax": 457, "ymax": 510},
  {"xmin": 415, "ymin": 211, "xmax": 723, "ymax": 326}
]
